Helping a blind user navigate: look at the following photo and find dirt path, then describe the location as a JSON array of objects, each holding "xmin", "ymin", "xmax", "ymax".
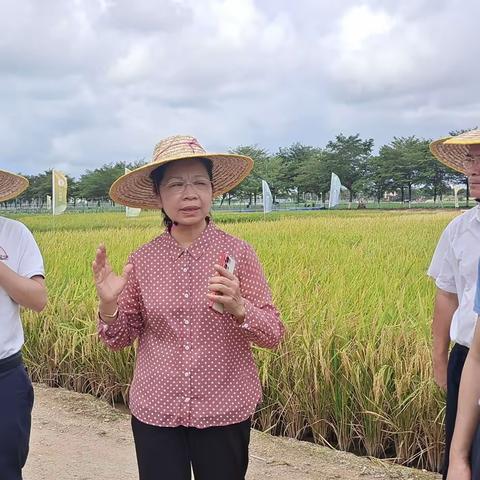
[{"xmin": 24, "ymin": 384, "xmax": 441, "ymax": 480}]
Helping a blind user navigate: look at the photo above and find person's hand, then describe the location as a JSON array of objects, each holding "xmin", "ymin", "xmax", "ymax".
[
  {"xmin": 447, "ymin": 457, "xmax": 471, "ymax": 480},
  {"xmin": 92, "ymin": 244, "xmax": 132, "ymax": 306},
  {"xmin": 207, "ymin": 264, "xmax": 245, "ymax": 322},
  {"xmin": 433, "ymin": 353, "xmax": 448, "ymax": 391}
]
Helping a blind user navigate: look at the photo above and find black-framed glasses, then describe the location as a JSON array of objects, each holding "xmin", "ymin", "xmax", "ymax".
[{"xmin": 0, "ymin": 246, "xmax": 7, "ymax": 260}]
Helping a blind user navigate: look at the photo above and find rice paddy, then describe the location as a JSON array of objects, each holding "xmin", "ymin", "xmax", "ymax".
[{"xmin": 16, "ymin": 209, "xmax": 457, "ymax": 471}]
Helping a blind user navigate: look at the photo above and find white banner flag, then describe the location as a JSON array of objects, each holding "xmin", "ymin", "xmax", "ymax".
[
  {"xmin": 328, "ymin": 172, "xmax": 342, "ymax": 209},
  {"xmin": 52, "ymin": 170, "xmax": 68, "ymax": 215},
  {"xmin": 46, "ymin": 195, "xmax": 51, "ymax": 210},
  {"xmin": 125, "ymin": 167, "xmax": 141, "ymax": 217},
  {"xmin": 262, "ymin": 180, "xmax": 273, "ymax": 213},
  {"xmin": 453, "ymin": 185, "xmax": 463, "ymax": 208}
]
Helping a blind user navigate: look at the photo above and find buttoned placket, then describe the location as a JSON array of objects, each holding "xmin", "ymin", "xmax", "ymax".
[{"xmin": 180, "ymin": 249, "xmax": 193, "ymax": 424}]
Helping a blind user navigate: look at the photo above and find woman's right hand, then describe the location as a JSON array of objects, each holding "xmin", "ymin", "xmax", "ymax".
[
  {"xmin": 447, "ymin": 458, "xmax": 471, "ymax": 480},
  {"xmin": 92, "ymin": 244, "xmax": 133, "ymax": 306}
]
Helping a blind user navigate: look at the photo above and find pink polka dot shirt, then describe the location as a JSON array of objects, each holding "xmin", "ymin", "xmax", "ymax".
[{"xmin": 99, "ymin": 222, "xmax": 284, "ymax": 428}]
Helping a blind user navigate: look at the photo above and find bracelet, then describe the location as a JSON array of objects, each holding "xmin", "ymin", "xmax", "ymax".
[{"xmin": 99, "ymin": 308, "xmax": 118, "ymax": 320}]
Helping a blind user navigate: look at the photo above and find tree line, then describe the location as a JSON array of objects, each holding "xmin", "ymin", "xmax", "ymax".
[{"xmin": 10, "ymin": 130, "xmax": 472, "ymax": 206}]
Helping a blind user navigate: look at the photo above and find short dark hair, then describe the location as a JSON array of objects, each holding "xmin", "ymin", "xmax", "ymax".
[{"xmin": 149, "ymin": 157, "xmax": 214, "ymax": 228}]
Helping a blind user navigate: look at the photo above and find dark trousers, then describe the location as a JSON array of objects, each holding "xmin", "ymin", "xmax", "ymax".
[
  {"xmin": 131, "ymin": 415, "xmax": 251, "ymax": 480},
  {"xmin": 444, "ymin": 343, "xmax": 480, "ymax": 479},
  {"xmin": 0, "ymin": 352, "xmax": 34, "ymax": 480},
  {"xmin": 444, "ymin": 343, "xmax": 469, "ymax": 478}
]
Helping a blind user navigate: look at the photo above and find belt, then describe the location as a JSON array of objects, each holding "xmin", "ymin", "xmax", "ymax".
[{"xmin": 0, "ymin": 351, "xmax": 23, "ymax": 374}]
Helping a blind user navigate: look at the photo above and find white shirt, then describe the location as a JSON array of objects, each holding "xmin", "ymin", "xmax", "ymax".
[
  {"xmin": 428, "ymin": 204, "xmax": 480, "ymax": 348},
  {"xmin": 0, "ymin": 216, "xmax": 44, "ymax": 360}
]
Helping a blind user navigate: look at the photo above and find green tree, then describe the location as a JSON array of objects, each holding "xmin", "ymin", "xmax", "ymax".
[
  {"xmin": 276, "ymin": 143, "xmax": 320, "ymax": 202},
  {"xmin": 294, "ymin": 148, "xmax": 331, "ymax": 202},
  {"xmin": 261, "ymin": 155, "xmax": 284, "ymax": 201},
  {"xmin": 16, "ymin": 170, "xmax": 76, "ymax": 206},
  {"xmin": 420, "ymin": 141, "xmax": 456, "ymax": 203},
  {"xmin": 379, "ymin": 136, "xmax": 435, "ymax": 202},
  {"xmin": 359, "ymin": 155, "xmax": 395, "ymax": 203},
  {"xmin": 325, "ymin": 134, "xmax": 374, "ymax": 202},
  {"xmin": 229, "ymin": 145, "xmax": 271, "ymax": 206},
  {"xmin": 77, "ymin": 163, "xmax": 127, "ymax": 201}
]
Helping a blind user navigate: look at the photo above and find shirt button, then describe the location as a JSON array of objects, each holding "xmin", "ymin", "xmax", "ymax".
[
  {"xmin": 183, "ymin": 267, "xmax": 188, "ymax": 272},
  {"xmin": 184, "ymin": 319, "xmax": 190, "ymax": 325},
  {"xmin": 184, "ymin": 345, "xmax": 190, "ymax": 350},
  {"xmin": 184, "ymin": 293, "xmax": 189, "ymax": 298},
  {"xmin": 185, "ymin": 397, "xmax": 190, "ymax": 403},
  {"xmin": 185, "ymin": 372, "xmax": 190, "ymax": 377}
]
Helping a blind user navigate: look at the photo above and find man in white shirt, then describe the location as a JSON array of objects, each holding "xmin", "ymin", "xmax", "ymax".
[
  {"xmin": 428, "ymin": 129, "xmax": 480, "ymax": 479},
  {"xmin": 0, "ymin": 170, "xmax": 47, "ymax": 480}
]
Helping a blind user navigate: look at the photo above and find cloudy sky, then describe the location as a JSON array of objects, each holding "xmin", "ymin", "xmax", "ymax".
[{"xmin": 1, "ymin": 0, "xmax": 479, "ymax": 177}]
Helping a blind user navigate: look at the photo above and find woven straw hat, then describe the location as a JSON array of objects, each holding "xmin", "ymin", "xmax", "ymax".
[
  {"xmin": 0, "ymin": 169, "xmax": 29, "ymax": 202},
  {"xmin": 430, "ymin": 129, "xmax": 480, "ymax": 174},
  {"xmin": 110, "ymin": 135, "xmax": 254, "ymax": 209}
]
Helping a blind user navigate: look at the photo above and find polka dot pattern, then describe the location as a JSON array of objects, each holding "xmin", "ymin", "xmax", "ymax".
[{"xmin": 98, "ymin": 222, "xmax": 285, "ymax": 428}]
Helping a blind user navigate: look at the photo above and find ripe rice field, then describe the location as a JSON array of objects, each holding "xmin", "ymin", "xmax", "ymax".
[{"xmin": 15, "ymin": 209, "xmax": 459, "ymax": 471}]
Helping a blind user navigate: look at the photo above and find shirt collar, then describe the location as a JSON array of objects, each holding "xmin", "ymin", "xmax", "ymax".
[{"xmin": 162, "ymin": 221, "xmax": 217, "ymax": 260}]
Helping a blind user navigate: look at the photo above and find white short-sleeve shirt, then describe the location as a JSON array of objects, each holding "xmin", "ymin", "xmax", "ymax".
[
  {"xmin": 427, "ymin": 204, "xmax": 480, "ymax": 348},
  {"xmin": 0, "ymin": 216, "xmax": 44, "ymax": 359}
]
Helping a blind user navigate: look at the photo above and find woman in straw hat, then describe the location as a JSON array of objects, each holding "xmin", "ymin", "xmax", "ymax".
[
  {"xmin": 428, "ymin": 129, "xmax": 480, "ymax": 479},
  {"xmin": 0, "ymin": 170, "xmax": 47, "ymax": 479},
  {"xmin": 93, "ymin": 135, "xmax": 284, "ymax": 480}
]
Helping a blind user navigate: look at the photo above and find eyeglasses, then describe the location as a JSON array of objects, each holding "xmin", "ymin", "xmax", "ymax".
[
  {"xmin": 160, "ymin": 178, "xmax": 212, "ymax": 195},
  {"xmin": 0, "ymin": 246, "xmax": 7, "ymax": 260},
  {"xmin": 464, "ymin": 154, "xmax": 480, "ymax": 168}
]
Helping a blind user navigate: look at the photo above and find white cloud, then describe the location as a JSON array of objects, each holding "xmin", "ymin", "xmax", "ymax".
[
  {"xmin": 323, "ymin": 5, "xmax": 432, "ymax": 100},
  {"xmin": 102, "ymin": 0, "xmax": 191, "ymax": 33},
  {"xmin": 107, "ymin": 42, "xmax": 154, "ymax": 83},
  {"xmin": 339, "ymin": 5, "xmax": 394, "ymax": 52},
  {"xmin": 0, "ymin": 0, "xmax": 478, "ymax": 177}
]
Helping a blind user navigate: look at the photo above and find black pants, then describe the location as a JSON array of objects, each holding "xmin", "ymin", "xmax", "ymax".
[
  {"xmin": 131, "ymin": 415, "xmax": 251, "ymax": 480},
  {"xmin": 444, "ymin": 344, "xmax": 469, "ymax": 478},
  {"xmin": 0, "ymin": 352, "xmax": 34, "ymax": 480},
  {"xmin": 442, "ymin": 343, "xmax": 480, "ymax": 480}
]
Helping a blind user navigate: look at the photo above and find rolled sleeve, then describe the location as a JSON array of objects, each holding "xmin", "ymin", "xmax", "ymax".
[
  {"xmin": 98, "ymin": 258, "xmax": 145, "ymax": 350},
  {"xmin": 237, "ymin": 243, "xmax": 284, "ymax": 349}
]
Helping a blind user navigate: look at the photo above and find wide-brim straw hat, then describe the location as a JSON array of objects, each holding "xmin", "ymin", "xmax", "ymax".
[
  {"xmin": 430, "ymin": 129, "xmax": 480, "ymax": 174},
  {"xmin": 110, "ymin": 135, "xmax": 254, "ymax": 209},
  {"xmin": 0, "ymin": 169, "xmax": 29, "ymax": 202}
]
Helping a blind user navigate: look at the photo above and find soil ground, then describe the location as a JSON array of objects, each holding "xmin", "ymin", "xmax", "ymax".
[{"xmin": 24, "ymin": 384, "xmax": 442, "ymax": 480}]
